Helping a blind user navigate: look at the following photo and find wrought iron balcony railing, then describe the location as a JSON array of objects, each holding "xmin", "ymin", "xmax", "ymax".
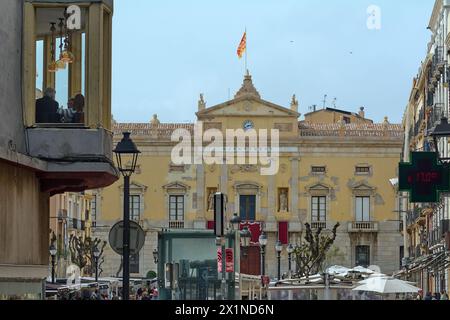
[{"xmin": 169, "ymin": 220, "xmax": 185, "ymax": 229}]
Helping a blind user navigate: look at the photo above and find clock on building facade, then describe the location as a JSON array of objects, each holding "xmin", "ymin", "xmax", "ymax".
[{"xmin": 243, "ymin": 120, "xmax": 254, "ymax": 131}]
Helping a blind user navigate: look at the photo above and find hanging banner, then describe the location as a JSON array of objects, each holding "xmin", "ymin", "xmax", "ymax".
[
  {"xmin": 226, "ymin": 248, "xmax": 234, "ymax": 273},
  {"xmin": 217, "ymin": 247, "xmax": 222, "ymax": 273}
]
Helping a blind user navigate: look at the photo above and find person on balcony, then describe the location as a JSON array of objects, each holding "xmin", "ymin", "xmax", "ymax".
[
  {"xmin": 58, "ymin": 98, "xmax": 76, "ymax": 123},
  {"xmin": 35, "ymin": 88, "xmax": 60, "ymax": 123},
  {"xmin": 72, "ymin": 93, "xmax": 85, "ymax": 124}
]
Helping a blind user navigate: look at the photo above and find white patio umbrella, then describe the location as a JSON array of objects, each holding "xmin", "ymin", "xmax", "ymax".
[
  {"xmin": 351, "ymin": 266, "xmax": 375, "ymax": 274},
  {"xmin": 327, "ymin": 265, "xmax": 350, "ymax": 275},
  {"xmin": 353, "ymin": 277, "xmax": 421, "ymax": 294}
]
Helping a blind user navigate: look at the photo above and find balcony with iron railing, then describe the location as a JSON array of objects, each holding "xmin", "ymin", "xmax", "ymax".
[
  {"xmin": 407, "ymin": 207, "xmax": 421, "ymax": 227},
  {"xmin": 311, "ymin": 221, "xmax": 327, "ymax": 230},
  {"xmin": 58, "ymin": 209, "xmax": 68, "ymax": 221},
  {"xmin": 67, "ymin": 218, "xmax": 86, "ymax": 231},
  {"xmin": 433, "ymin": 46, "xmax": 445, "ymax": 72},
  {"xmin": 429, "ymin": 103, "xmax": 446, "ymax": 128},
  {"xmin": 169, "ymin": 220, "xmax": 185, "ymax": 229},
  {"xmin": 414, "ymin": 110, "xmax": 426, "ymax": 137},
  {"xmin": 348, "ymin": 221, "xmax": 379, "ymax": 233}
]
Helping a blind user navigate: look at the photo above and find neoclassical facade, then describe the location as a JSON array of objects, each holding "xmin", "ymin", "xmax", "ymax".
[{"xmin": 92, "ymin": 73, "xmax": 404, "ymax": 279}]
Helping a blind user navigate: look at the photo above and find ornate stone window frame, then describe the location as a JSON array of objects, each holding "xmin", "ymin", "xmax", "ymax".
[
  {"xmin": 350, "ymin": 181, "xmax": 377, "ymax": 222},
  {"xmin": 119, "ymin": 181, "xmax": 148, "ymax": 223},
  {"xmin": 305, "ymin": 183, "xmax": 332, "ymax": 224},
  {"xmin": 163, "ymin": 182, "xmax": 191, "ymax": 222},
  {"xmin": 233, "ymin": 182, "xmax": 263, "ymax": 221}
]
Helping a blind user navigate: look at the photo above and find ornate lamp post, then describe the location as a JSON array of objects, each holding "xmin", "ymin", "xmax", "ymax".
[
  {"xmin": 430, "ymin": 117, "xmax": 450, "ymax": 164},
  {"xmin": 239, "ymin": 226, "xmax": 251, "ymax": 300},
  {"xmin": 287, "ymin": 244, "xmax": 294, "ymax": 278},
  {"xmin": 49, "ymin": 243, "xmax": 57, "ymax": 284},
  {"xmin": 230, "ymin": 213, "xmax": 242, "ymax": 300},
  {"xmin": 258, "ymin": 232, "xmax": 268, "ymax": 278},
  {"xmin": 113, "ymin": 132, "xmax": 141, "ymax": 300},
  {"xmin": 275, "ymin": 240, "xmax": 283, "ymax": 280},
  {"xmin": 240, "ymin": 227, "xmax": 251, "ymax": 256},
  {"xmin": 93, "ymin": 245, "xmax": 100, "ymax": 282}
]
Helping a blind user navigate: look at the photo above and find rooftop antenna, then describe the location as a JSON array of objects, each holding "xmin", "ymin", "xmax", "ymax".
[
  {"xmin": 309, "ymin": 104, "xmax": 317, "ymax": 112},
  {"xmin": 322, "ymin": 94, "xmax": 328, "ymax": 109}
]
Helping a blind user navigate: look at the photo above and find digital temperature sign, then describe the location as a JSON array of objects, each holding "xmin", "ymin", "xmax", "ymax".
[{"xmin": 399, "ymin": 152, "xmax": 450, "ymax": 203}]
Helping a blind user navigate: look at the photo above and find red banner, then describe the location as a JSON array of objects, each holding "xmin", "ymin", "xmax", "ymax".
[
  {"xmin": 225, "ymin": 248, "xmax": 234, "ymax": 273},
  {"xmin": 217, "ymin": 247, "xmax": 222, "ymax": 273}
]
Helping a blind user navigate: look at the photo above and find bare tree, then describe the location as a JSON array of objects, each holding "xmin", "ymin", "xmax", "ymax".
[
  {"xmin": 293, "ymin": 222, "xmax": 340, "ymax": 279},
  {"xmin": 68, "ymin": 235, "xmax": 107, "ymax": 276}
]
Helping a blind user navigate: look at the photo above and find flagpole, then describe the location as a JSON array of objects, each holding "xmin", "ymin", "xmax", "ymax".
[{"xmin": 245, "ymin": 27, "xmax": 248, "ymax": 73}]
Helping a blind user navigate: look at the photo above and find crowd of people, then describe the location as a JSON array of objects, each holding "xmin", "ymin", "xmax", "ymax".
[
  {"xmin": 55, "ymin": 285, "xmax": 159, "ymax": 301},
  {"xmin": 418, "ymin": 290, "xmax": 449, "ymax": 300},
  {"xmin": 35, "ymin": 87, "xmax": 85, "ymax": 124}
]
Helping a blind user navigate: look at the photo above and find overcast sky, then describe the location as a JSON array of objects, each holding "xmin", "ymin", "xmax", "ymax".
[{"xmin": 110, "ymin": 0, "xmax": 435, "ymax": 124}]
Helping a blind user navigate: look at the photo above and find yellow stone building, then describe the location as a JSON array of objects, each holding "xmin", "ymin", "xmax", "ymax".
[
  {"xmin": 49, "ymin": 192, "xmax": 95, "ymax": 278},
  {"xmin": 92, "ymin": 73, "xmax": 404, "ymax": 279}
]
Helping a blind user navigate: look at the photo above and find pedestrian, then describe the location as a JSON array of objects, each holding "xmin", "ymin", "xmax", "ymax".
[
  {"xmin": 90, "ymin": 290, "xmax": 98, "ymax": 300},
  {"xmin": 136, "ymin": 287, "xmax": 143, "ymax": 300},
  {"xmin": 441, "ymin": 291, "xmax": 449, "ymax": 300},
  {"xmin": 424, "ymin": 292, "xmax": 433, "ymax": 300},
  {"xmin": 72, "ymin": 93, "xmax": 85, "ymax": 123},
  {"xmin": 152, "ymin": 288, "xmax": 159, "ymax": 300}
]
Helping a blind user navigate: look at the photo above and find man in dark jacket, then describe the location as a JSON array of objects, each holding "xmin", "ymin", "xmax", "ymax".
[{"xmin": 35, "ymin": 88, "xmax": 60, "ymax": 123}]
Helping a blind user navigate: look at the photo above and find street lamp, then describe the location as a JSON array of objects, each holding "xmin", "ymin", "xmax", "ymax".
[
  {"xmin": 240, "ymin": 227, "xmax": 252, "ymax": 255},
  {"xmin": 230, "ymin": 213, "xmax": 242, "ymax": 231},
  {"xmin": 113, "ymin": 132, "xmax": 141, "ymax": 300},
  {"xmin": 229, "ymin": 213, "xmax": 242, "ymax": 301},
  {"xmin": 153, "ymin": 249, "xmax": 159, "ymax": 264},
  {"xmin": 275, "ymin": 240, "xmax": 283, "ymax": 280},
  {"xmin": 287, "ymin": 244, "xmax": 294, "ymax": 278},
  {"xmin": 238, "ymin": 226, "xmax": 251, "ymax": 301},
  {"xmin": 49, "ymin": 243, "xmax": 57, "ymax": 284},
  {"xmin": 259, "ymin": 232, "xmax": 268, "ymax": 277},
  {"xmin": 430, "ymin": 117, "xmax": 450, "ymax": 164},
  {"xmin": 93, "ymin": 245, "xmax": 100, "ymax": 282}
]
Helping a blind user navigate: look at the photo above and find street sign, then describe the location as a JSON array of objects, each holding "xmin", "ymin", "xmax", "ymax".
[
  {"xmin": 225, "ymin": 248, "xmax": 234, "ymax": 273},
  {"xmin": 399, "ymin": 152, "xmax": 450, "ymax": 203},
  {"xmin": 214, "ymin": 193, "xmax": 225, "ymax": 237},
  {"xmin": 108, "ymin": 220, "xmax": 145, "ymax": 256}
]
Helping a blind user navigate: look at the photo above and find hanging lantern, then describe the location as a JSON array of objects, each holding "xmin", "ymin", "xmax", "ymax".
[
  {"xmin": 60, "ymin": 10, "xmax": 74, "ymax": 63},
  {"xmin": 48, "ymin": 22, "xmax": 58, "ymax": 73},
  {"xmin": 55, "ymin": 18, "xmax": 67, "ymax": 70}
]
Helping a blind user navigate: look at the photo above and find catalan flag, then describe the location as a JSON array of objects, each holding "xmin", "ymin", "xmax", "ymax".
[{"xmin": 237, "ymin": 32, "xmax": 247, "ymax": 59}]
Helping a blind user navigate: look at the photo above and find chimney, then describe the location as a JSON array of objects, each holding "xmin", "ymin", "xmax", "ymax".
[{"xmin": 359, "ymin": 107, "xmax": 365, "ymax": 118}]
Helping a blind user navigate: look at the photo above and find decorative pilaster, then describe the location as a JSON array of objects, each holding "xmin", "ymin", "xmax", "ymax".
[{"xmin": 193, "ymin": 164, "xmax": 206, "ymax": 229}]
